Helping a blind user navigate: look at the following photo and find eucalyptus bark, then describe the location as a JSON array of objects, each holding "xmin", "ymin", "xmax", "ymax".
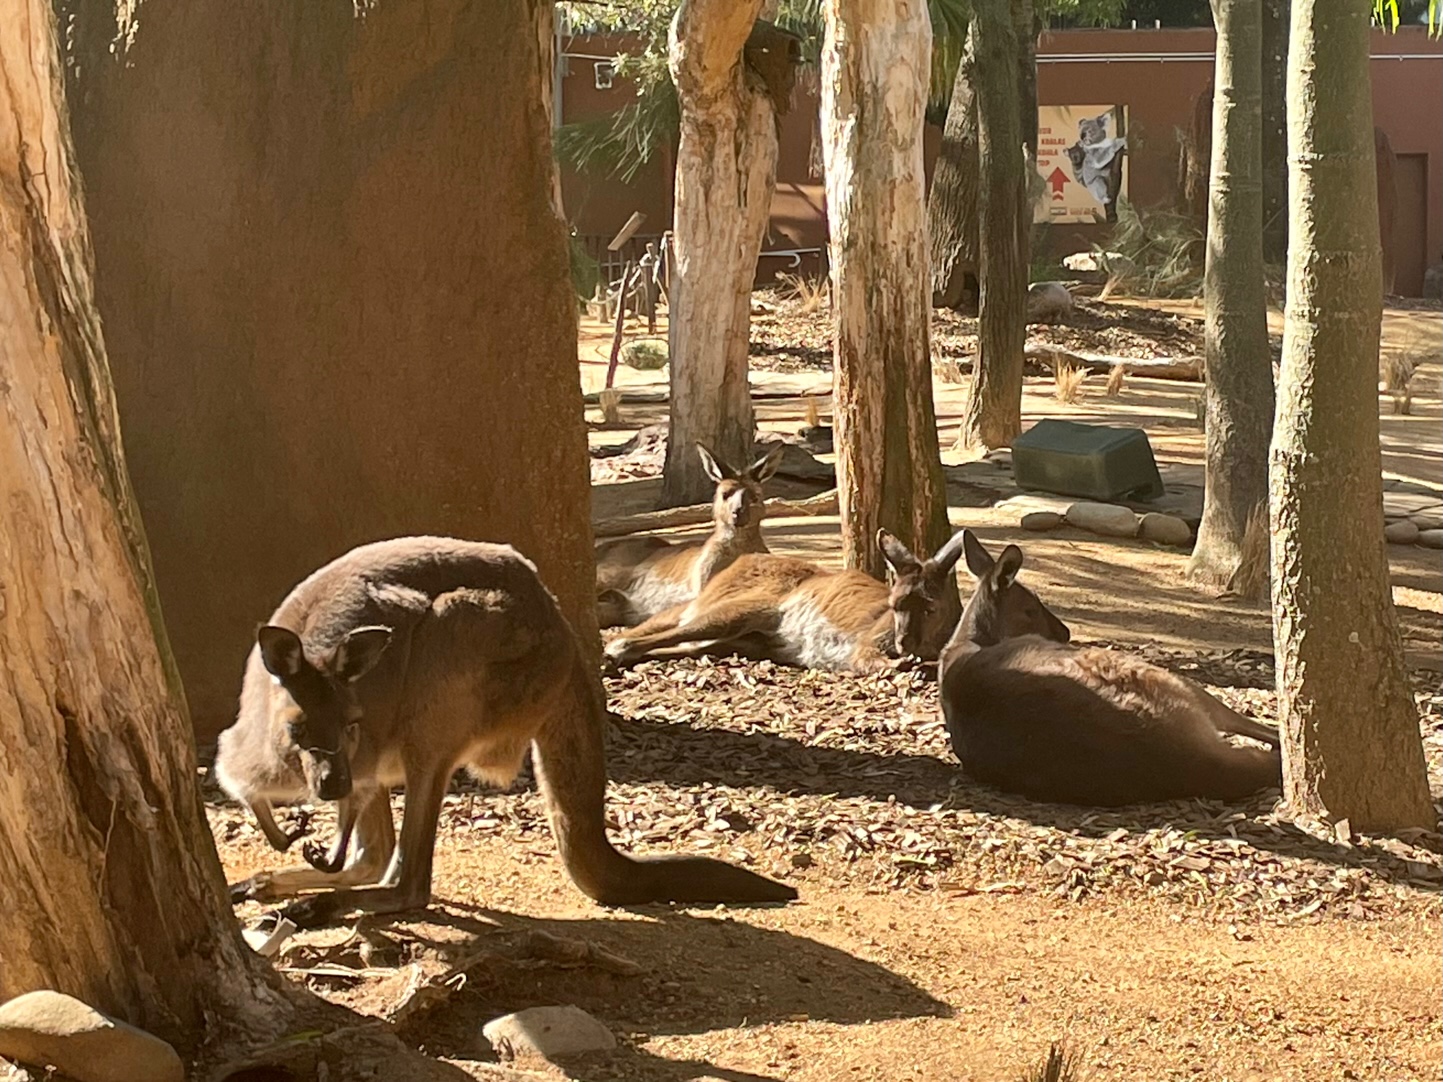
[
  {"xmin": 820, "ymin": 0, "xmax": 955, "ymax": 599},
  {"xmin": 0, "ymin": 0, "xmax": 284, "ymax": 1047},
  {"xmin": 661, "ymin": 0, "xmax": 778, "ymax": 506},
  {"xmin": 1270, "ymin": 0, "xmax": 1433, "ymax": 831},
  {"xmin": 68, "ymin": 0, "xmax": 599, "ymax": 740},
  {"xmin": 957, "ymin": 0, "xmax": 1028, "ymax": 451},
  {"xmin": 1188, "ymin": 0, "xmax": 1274, "ymax": 586},
  {"xmin": 927, "ymin": 27, "xmax": 980, "ymax": 311}
]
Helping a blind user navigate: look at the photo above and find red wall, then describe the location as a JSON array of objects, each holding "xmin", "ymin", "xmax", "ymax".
[{"xmin": 558, "ymin": 27, "xmax": 1443, "ymax": 294}]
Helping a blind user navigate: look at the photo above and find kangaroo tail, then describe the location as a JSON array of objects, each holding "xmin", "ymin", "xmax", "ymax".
[{"xmin": 530, "ymin": 651, "xmax": 797, "ymax": 906}]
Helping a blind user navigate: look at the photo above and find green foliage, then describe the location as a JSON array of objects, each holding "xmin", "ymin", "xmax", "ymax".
[
  {"xmin": 1373, "ymin": 0, "xmax": 1440, "ymax": 33},
  {"xmin": 569, "ymin": 232, "xmax": 602, "ymax": 300}
]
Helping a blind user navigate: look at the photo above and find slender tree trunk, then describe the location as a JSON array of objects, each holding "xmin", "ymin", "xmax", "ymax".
[
  {"xmin": 1270, "ymin": 0, "xmax": 1434, "ymax": 831},
  {"xmin": 820, "ymin": 0, "xmax": 955, "ymax": 597},
  {"xmin": 957, "ymin": 0, "xmax": 1027, "ymax": 452},
  {"xmin": 66, "ymin": 0, "xmax": 600, "ymax": 741},
  {"xmin": 926, "ymin": 26, "xmax": 980, "ymax": 311},
  {"xmin": 1188, "ymin": 0, "xmax": 1274, "ymax": 586},
  {"xmin": 0, "ymin": 0, "xmax": 285, "ymax": 1047},
  {"xmin": 1260, "ymin": 0, "xmax": 1290, "ymax": 265},
  {"xmin": 661, "ymin": 0, "xmax": 777, "ymax": 506}
]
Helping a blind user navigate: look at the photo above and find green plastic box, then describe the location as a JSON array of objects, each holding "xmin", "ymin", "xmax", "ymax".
[{"xmin": 1011, "ymin": 419, "xmax": 1165, "ymax": 502}]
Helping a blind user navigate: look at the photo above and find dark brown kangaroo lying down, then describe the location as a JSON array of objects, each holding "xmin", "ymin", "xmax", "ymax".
[
  {"xmin": 214, "ymin": 536, "xmax": 796, "ymax": 926},
  {"xmin": 938, "ymin": 532, "xmax": 1282, "ymax": 807}
]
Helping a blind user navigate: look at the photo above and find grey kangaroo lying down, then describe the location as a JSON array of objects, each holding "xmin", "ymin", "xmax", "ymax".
[
  {"xmin": 215, "ymin": 536, "xmax": 796, "ymax": 926},
  {"xmin": 938, "ymin": 531, "xmax": 1282, "ymax": 807}
]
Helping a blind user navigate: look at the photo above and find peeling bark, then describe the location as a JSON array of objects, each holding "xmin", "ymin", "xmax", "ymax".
[
  {"xmin": 0, "ymin": 0, "xmax": 285, "ymax": 1048},
  {"xmin": 820, "ymin": 0, "xmax": 955, "ymax": 606}
]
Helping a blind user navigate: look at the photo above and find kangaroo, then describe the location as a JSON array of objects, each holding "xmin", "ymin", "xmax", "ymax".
[
  {"xmin": 596, "ymin": 442, "xmax": 784, "ymax": 628},
  {"xmin": 214, "ymin": 536, "xmax": 797, "ymax": 927},
  {"xmin": 604, "ymin": 529, "xmax": 968, "ymax": 673},
  {"xmin": 938, "ymin": 531, "xmax": 1282, "ymax": 807}
]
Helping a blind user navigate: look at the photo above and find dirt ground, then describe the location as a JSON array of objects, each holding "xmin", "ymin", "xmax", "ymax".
[{"xmin": 208, "ymin": 293, "xmax": 1442, "ymax": 1082}]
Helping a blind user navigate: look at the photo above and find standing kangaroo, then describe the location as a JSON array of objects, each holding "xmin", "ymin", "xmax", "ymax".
[
  {"xmin": 215, "ymin": 537, "xmax": 796, "ymax": 926},
  {"xmin": 939, "ymin": 531, "xmax": 1282, "ymax": 806},
  {"xmin": 604, "ymin": 529, "xmax": 968, "ymax": 673},
  {"xmin": 595, "ymin": 442, "xmax": 784, "ymax": 628}
]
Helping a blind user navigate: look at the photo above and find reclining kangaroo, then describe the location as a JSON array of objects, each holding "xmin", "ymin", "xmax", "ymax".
[
  {"xmin": 605, "ymin": 529, "xmax": 968, "ymax": 672},
  {"xmin": 939, "ymin": 531, "xmax": 1282, "ymax": 806},
  {"xmin": 596, "ymin": 442, "xmax": 783, "ymax": 628},
  {"xmin": 215, "ymin": 536, "xmax": 796, "ymax": 926}
]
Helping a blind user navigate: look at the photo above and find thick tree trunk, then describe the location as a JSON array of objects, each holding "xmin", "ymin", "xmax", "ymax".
[
  {"xmin": 927, "ymin": 27, "xmax": 980, "ymax": 311},
  {"xmin": 1260, "ymin": 0, "xmax": 1289, "ymax": 264},
  {"xmin": 66, "ymin": 0, "xmax": 599, "ymax": 742},
  {"xmin": 0, "ymin": 0, "xmax": 285, "ymax": 1047},
  {"xmin": 1270, "ymin": 0, "xmax": 1434, "ymax": 831},
  {"xmin": 661, "ymin": 0, "xmax": 778, "ymax": 506},
  {"xmin": 1188, "ymin": 0, "xmax": 1275, "ymax": 586},
  {"xmin": 957, "ymin": 0, "xmax": 1028, "ymax": 452},
  {"xmin": 820, "ymin": 0, "xmax": 955, "ymax": 598}
]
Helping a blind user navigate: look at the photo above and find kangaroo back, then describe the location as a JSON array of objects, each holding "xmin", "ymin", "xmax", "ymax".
[{"xmin": 939, "ymin": 531, "xmax": 1279, "ymax": 807}]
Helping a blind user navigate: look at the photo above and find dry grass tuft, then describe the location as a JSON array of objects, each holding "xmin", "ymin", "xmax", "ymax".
[
  {"xmin": 1104, "ymin": 364, "xmax": 1127, "ymax": 398},
  {"xmin": 1380, "ymin": 353, "xmax": 1416, "ymax": 415},
  {"xmin": 1053, "ymin": 358, "xmax": 1087, "ymax": 404},
  {"xmin": 937, "ymin": 358, "xmax": 966, "ymax": 384},
  {"xmin": 804, "ymin": 396, "xmax": 821, "ymax": 428},
  {"xmin": 1018, "ymin": 1042, "xmax": 1084, "ymax": 1082},
  {"xmin": 1097, "ymin": 272, "xmax": 1125, "ymax": 303},
  {"xmin": 1226, "ymin": 503, "xmax": 1271, "ymax": 601},
  {"xmin": 779, "ymin": 272, "xmax": 830, "ymax": 314},
  {"xmin": 599, "ymin": 386, "xmax": 623, "ymax": 426}
]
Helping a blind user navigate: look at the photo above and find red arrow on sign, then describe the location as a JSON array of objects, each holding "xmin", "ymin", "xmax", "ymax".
[{"xmin": 1046, "ymin": 167, "xmax": 1069, "ymax": 199}]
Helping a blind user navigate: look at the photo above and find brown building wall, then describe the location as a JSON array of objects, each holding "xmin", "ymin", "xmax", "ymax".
[{"xmin": 559, "ymin": 27, "xmax": 1443, "ymax": 295}]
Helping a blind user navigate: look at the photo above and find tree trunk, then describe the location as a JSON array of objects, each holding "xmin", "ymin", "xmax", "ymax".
[
  {"xmin": 1188, "ymin": 0, "xmax": 1274, "ymax": 586},
  {"xmin": 65, "ymin": 0, "xmax": 600, "ymax": 742},
  {"xmin": 0, "ymin": 0, "xmax": 285, "ymax": 1047},
  {"xmin": 1270, "ymin": 0, "xmax": 1434, "ymax": 831},
  {"xmin": 820, "ymin": 0, "xmax": 955, "ymax": 596},
  {"xmin": 661, "ymin": 0, "xmax": 778, "ymax": 506},
  {"xmin": 957, "ymin": 0, "xmax": 1028, "ymax": 452},
  {"xmin": 1260, "ymin": 0, "xmax": 1289, "ymax": 265},
  {"xmin": 1179, "ymin": 80, "xmax": 1214, "ymax": 232},
  {"xmin": 927, "ymin": 27, "xmax": 980, "ymax": 311}
]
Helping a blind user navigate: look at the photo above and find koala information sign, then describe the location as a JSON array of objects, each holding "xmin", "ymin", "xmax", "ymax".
[{"xmin": 1035, "ymin": 105, "xmax": 1129, "ymax": 225}]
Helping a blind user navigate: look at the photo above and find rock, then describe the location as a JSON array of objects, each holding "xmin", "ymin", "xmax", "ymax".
[
  {"xmin": 1061, "ymin": 251, "xmax": 1100, "ymax": 273},
  {"xmin": 1021, "ymin": 511, "xmax": 1064, "ymax": 532},
  {"xmin": 1025, "ymin": 281, "xmax": 1074, "ymax": 323},
  {"xmin": 620, "ymin": 340, "xmax": 667, "ymax": 371},
  {"xmin": 1419, "ymin": 529, "xmax": 1443, "ymax": 550},
  {"xmin": 482, "ymin": 1006, "xmax": 616, "ymax": 1061},
  {"xmin": 0, "ymin": 991, "xmax": 183, "ymax": 1082},
  {"xmin": 994, "ymin": 493, "xmax": 1074, "ymax": 518},
  {"xmin": 1064, "ymin": 501, "xmax": 1140, "ymax": 538},
  {"xmin": 1138, "ymin": 512, "xmax": 1192, "ymax": 546},
  {"xmin": 1410, "ymin": 511, "xmax": 1443, "ymax": 532},
  {"xmin": 1384, "ymin": 519, "xmax": 1421, "ymax": 545}
]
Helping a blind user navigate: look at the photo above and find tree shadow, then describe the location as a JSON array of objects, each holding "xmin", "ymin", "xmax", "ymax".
[
  {"xmin": 374, "ymin": 902, "xmax": 948, "ymax": 1080},
  {"xmin": 602, "ymin": 711, "xmax": 1442, "ymax": 890}
]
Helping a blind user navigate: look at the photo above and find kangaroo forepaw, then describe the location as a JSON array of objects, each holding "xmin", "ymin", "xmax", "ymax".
[{"xmin": 302, "ymin": 840, "xmax": 344, "ymax": 873}]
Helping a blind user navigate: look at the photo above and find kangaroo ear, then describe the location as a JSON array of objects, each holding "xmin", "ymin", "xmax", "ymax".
[
  {"xmin": 994, "ymin": 545, "xmax": 1024, "ymax": 589},
  {"xmin": 332, "ymin": 625, "xmax": 393, "ymax": 683},
  {"xmin": 696, "ymin": 443, "xmax": 730, "ymax": 484},
  {"xmin": 257, "ymin": 625, "xmax": 304, "ymax": 679},
  {"xmin": 748, "ymin": 442, "xmax": 784, "ymax": 484},
  {"xmin": 961, "ymin": 530, "xmax": 994, "ymax": 580},
  {"xmin": 877, "ymin": 530, "xmax": 921, "ymax": 576},
  {"xmin": 931, "ymin": 529, "xmax": 968, "ymax": 575}
]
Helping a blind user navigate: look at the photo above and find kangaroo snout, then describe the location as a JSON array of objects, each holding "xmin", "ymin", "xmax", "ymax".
[{"xmin": 313, "ymin": 754, "xmax": 353, "ymax": 802}]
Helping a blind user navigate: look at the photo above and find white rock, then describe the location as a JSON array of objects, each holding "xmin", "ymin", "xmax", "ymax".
[
  {"xmin": 483, "ymin": 1005, "xmax": 616, "ymax": 1061},
  {"xmin": 1026, "ymin": 282, "xmax": 1074, "ymax": 323},
  {"xmin": 1021, "ymin": 511, "xmax": 1064, "ymax": 532},
  {"xmin": 1138, "ymin": 512, "xmax": 1192, "ymax": 546},
  {"xmin": 1064, "ymin": 501, "xmax": 1140, "ymax": 538},
  {"xmin": 1062, "ymin": 252, "xmax": 1100, "ymax": 273},
  {"xmin": 1384, "ymin": 519, "xmax": 1421, "ymax": 545},
  {"xmin": 1410, "ymin": 511, "xmax": 1443, "ymax": 531},
  {"xmin": 1418, "ymin": 529, "xmax": 1443, "ymax": 550},
  {"xmin": 0, "ymin": 991, "xmax": 183, "ymax": 1082}
]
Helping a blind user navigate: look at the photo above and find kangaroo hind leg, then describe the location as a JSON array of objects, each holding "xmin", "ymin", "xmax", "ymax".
[{"xmin": 605, "ymin": 600, "xmax": 778, "ymax": 665}]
